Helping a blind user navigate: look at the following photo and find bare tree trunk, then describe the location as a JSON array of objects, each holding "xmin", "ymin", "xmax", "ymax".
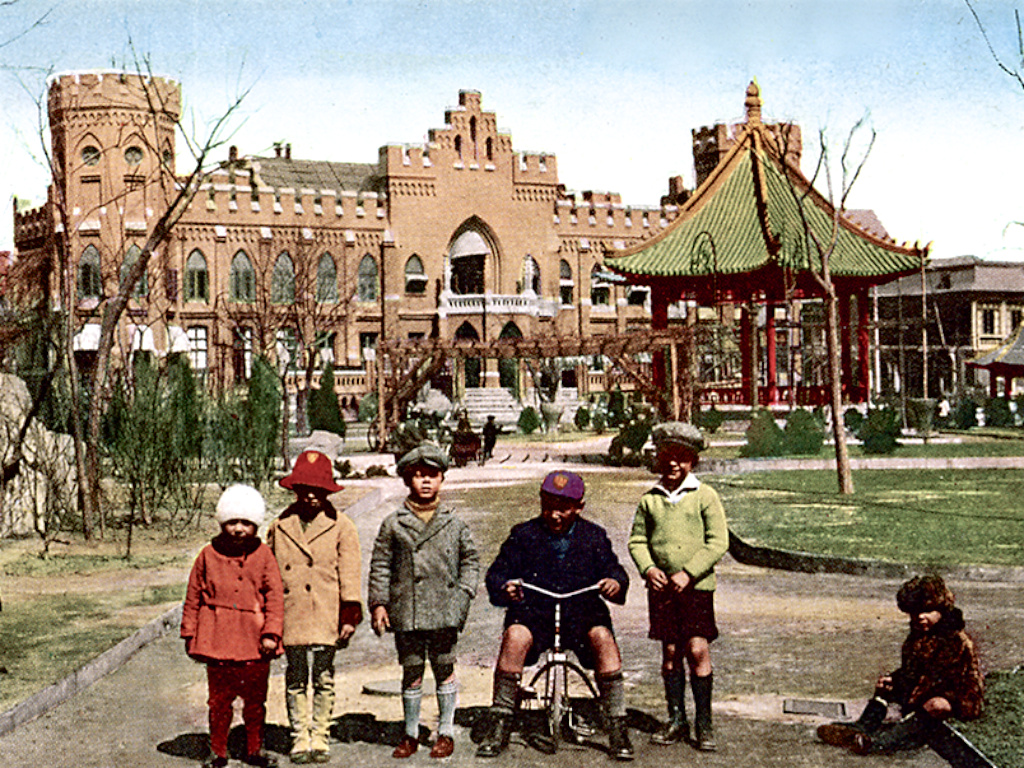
[{"xmin": 824, "ymin": 290, "xmax": 854, "ymax": 493}]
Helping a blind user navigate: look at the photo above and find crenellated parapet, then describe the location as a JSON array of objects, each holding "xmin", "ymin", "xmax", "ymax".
[
  {"xmin": 550, "ymin": 190, "xmax": 679, "ymax": 243},
  {"xmin": 13, "ymin": 201, "xmax": 52, "ymax": 252}
]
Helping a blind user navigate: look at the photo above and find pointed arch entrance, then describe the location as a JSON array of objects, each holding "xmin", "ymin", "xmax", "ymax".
[
  {"xmin": 455, "ymin": 321, "xmax": 481, "ymax": 389},
  {"xmin": 498, "ymin": 322, "xmax": 523, "ymax": 397}
]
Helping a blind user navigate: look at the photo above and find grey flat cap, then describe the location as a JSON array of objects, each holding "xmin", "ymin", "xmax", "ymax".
[
  {"xmin": 651, "ymin": 422, "xmax": 708, "ymax": 454},
  {"xmin": 396, "ymin": 441, "xmax": 450, "ymax": 474}
]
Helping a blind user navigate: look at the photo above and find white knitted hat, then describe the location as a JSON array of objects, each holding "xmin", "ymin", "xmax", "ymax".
[{"xmin": 215, "ymin": 484, "xmax": 266, "ymax": 527}]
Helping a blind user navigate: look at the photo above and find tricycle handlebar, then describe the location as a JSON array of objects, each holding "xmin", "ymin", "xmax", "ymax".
[{"xmin": 511, "ymin": 580, "xmax": 603, "ymax": 600}]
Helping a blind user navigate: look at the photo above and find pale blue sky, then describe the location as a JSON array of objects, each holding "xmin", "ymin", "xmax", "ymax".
[{"xmin": 2, "ymin": 0, "xmax": 1022, "ymax": 260}]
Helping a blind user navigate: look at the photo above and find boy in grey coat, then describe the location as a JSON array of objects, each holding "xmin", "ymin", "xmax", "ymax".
[{"xmin": 369, "ymin": 442, "xmax": 480, "ymax": 759}]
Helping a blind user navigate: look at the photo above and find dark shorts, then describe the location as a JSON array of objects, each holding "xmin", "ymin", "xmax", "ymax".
[
  {"xmin": 647, "ymin": 587, "xmax": 718, "ymax": 644},
  {"xmin": 394, "ymin": 628, "xmax": 458, "ymax": 669},
  {"xmin": 506, "ymin": 612, "xmax": 614, "ymax": 670}
]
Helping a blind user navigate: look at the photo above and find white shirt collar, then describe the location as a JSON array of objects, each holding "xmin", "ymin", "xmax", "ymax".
[{"xmin": 651, "ymin": 473, "xmax": 701, "ymax": 503}]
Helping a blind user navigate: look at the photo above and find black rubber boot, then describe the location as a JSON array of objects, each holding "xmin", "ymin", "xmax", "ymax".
[
  {"xmin": 817, "ymin": 697, "xmax": 888, "ymax": 749},
  {"xmin": 691, "ymin": 674, "xmax": 717, "ymax": 752},
  {"xmin": 651, "ymin": 672, "xmax": 689, "ymax": 745},
  {"xmin": 476, "ymin": 710, "xmax": 513, "ymax": 758},
  {"xmin": 608, "ymin": 716, "xmax": 635, "ymax": 761},
  {"xmin": 853, "ymin": 711, "xmax": 931, "ymax": 755}
]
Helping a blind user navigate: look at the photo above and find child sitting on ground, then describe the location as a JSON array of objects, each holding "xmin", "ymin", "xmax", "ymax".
[
  {"xmin": 476, "ymin": 470, "xmax": 634, "ymax": 761},
  {"xmin": 181, "ymin": 485, "xmax": 284, "ymax": 768},
  {"xmin": 627, "ymin": 422, "xmax": 728, "ymax": 752},
  {"xmin": 268, "ymin": 450, "xmax": 363, "ymax": 764},
  {"xmin": 368, "ymin": 442, "xmax": 480, "ymax": 759},
  {"xmin": 817, "ymin": 574, "xmax": 984, "ymax": 755}
]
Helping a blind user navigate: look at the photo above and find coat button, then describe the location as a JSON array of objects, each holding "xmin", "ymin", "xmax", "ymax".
[
  {"xmin": 285, "ymin": 564, "xmax": 291, "ymax": 570},
  {"xmin": 306, "ymin": 584, "xmax": 312, "ymax": 591}
]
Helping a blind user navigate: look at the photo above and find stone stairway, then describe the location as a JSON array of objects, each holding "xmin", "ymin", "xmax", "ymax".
[{"xmin": 459, "ymin": 387, "xmax": 583, "ymax": 429}]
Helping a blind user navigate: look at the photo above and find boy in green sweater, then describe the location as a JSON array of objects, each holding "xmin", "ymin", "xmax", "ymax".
[{"xmin": 628, "ymin": 422, "xmax": 728, "ymax": 752}]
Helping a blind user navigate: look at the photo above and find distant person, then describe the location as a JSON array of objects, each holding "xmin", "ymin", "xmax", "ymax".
[
  {"xmin": 368, "ymin": 443, "xmax": 480, "ymax": 759},
  {"xmin": 181, "ymin": 485, "xmax": 284, "ymax": 768},
  {"xmin": 482, "ymin": 415, "xmax": 502, "ymax": 462},
  {"xmin": 476, "ymin": 470, "xmax": 634, "ymax": 761},
  {"xmin": 817, "ymin": 574, "xmax": 984, "ymax": 755},
  {"xmin": 627, "ymin": 422, "xmax": 728, "ymax": 752},
  {"xmin": 268, "ymin": 451, "xmax": 363, "ymax": 764}
]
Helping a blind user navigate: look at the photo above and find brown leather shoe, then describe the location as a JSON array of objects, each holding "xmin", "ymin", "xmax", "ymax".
[
  {"xmin": 430, "ymin": 735, "xmax": 454, "ymax": 758},
  {"xmin": 392, "ymin": 735, "xmax": 419, "ymax": 759}
]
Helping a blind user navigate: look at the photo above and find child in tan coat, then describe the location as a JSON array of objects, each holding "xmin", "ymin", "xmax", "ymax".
[{"xmin": 268, "ymin": 451, "xmax": 363, "ymax": 764}]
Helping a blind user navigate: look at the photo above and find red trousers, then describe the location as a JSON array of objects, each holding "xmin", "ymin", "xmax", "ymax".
[{"xmin": 206, "ymin": 660, "xmax": 270, "ymax": 758}]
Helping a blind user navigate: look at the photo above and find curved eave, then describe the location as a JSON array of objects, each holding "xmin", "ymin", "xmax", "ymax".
[
  {"xmin": 969, "ymin": 323, "xmax": 1024, "ymax": 368},
  {"xmin": 607, "ymin": 123, "xmax": 926, "ymax": 283}
]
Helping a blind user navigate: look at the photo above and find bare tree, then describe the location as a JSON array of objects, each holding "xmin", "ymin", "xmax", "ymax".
[
  {"xmin": 776, "ymin": 120, "xmax": 877, "ymax": 495},
  {"xmin": 25, "ymin": 52, "xmax": 251, "ymax": 537}
]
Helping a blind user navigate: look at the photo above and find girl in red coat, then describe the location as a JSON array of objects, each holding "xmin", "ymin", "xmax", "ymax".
[{"xmin": 182, "ymin": 484, "xmax": 285, "ymax": 768}]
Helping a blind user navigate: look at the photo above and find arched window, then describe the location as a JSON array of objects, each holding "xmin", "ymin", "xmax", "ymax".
[
  {"xmin": 590, "ymin": 264, "xmax": 610, "ymax": 306},
  {"xmin": 185, "ymin": 249, "xmax": 209, "ymax": 302},
  {"xmin": 404, "ymin": 255, "xmax": 427, "ymax": 295},
  {"xmin": 120, "ymin": 244, "xmax": 147, "ymax": 297},
  {"xmin": 230, "ymin": 250, "xmax": 256, "ymax": 302},
  {"xmin": 317, "ymin": 253, "xmax": 338, "ymax": 302},
  {"xmin": 486, "ymin": 137, "xmax": 494, "ymax": 162},
  {"xmin": 357, "ymin": 254, "xmax": 378, "ymax": 302},
  {"xmin": 454, "ymin": 135, "xmax": 462, "ymax": 159},
  {"xmin": 271, "ymin": 251, "xmax": 295, "ymax": 304},
  {"xmin": 78, "ymin": 245, "xmax": 102, "ymax": 300},
  {"xmin": 526, "ymin": 256, "xmax": 541, "ymax": 295},
  {"xmin": 559, "ymin": 259, "xmax": 574, "ymax": 305}
]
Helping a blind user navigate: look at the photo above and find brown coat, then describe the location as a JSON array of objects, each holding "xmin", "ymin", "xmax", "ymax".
[
  {"xmin": 267, "ymin": 505, "xmax": 363, "ymax": 646},
  {"xmin": 893, "ymin": 607, "xmax": 984, "ymax": 721},
  {"xmin": 181, "ymin": 535, "xmax": 284, "ymax": 662}
]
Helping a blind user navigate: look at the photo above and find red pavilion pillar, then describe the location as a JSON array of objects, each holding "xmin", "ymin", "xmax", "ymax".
[
  {"xmin": 857, "ymin": 288, "xmax": 871, "ymax": 403},
  {"xmin": 740, "ymin": 304, "xmax": 754, "ymax": 406},
  {"xmin": 765, "ymin": 304, "xmax": 779, "ymax": 404}
]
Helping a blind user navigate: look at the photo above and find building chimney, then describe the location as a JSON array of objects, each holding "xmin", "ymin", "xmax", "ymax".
[
  {"xmin": 285, "ymin": 143, "xmax": 292, "ymax": 160},
  {"xmin": 229, "ymin": 145, "xmax": 238, "ymax": 163},
  {"xmin": 274, "ymin": 142, "xmax": 282, "ymax": 158}
]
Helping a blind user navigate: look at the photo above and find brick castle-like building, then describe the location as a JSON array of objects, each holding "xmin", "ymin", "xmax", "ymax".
[{"xmin": 15, "ymin": 72, "xmax": 735, "ymax": 408}]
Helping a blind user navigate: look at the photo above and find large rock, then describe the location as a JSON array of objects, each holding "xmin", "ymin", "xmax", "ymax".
[{"xmin": 0, "ymin": 373, "xmax": 77, "ymax": 537}]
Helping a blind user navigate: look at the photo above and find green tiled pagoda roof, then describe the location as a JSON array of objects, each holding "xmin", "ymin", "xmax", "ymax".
[{"xmin": 607, "ymin": 124, "xmax": 924, "ymax": 283}]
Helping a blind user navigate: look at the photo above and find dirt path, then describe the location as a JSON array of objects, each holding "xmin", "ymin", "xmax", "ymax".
[{"xmin": 1, "ymin": 460, "xmax": 1014, "ymax": 767}]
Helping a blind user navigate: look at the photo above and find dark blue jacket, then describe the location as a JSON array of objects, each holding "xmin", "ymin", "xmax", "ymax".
[{"xmin": 485, "ymin": 516, "xmax": 629, "ymax": 633}]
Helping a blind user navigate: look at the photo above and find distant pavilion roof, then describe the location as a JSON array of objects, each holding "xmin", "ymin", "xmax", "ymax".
[
  {"xmin": 969, "ymin": 322, "xmax": 1024, "ymax": 372},
  {"xmin": 606, "ymin": 82, "xmax": 926, "ymax": 302}
]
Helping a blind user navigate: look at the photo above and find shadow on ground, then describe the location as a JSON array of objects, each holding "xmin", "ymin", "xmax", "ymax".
[{"xmin": 156, "ymin": 705, "xmax": 663, "ymax": 761}]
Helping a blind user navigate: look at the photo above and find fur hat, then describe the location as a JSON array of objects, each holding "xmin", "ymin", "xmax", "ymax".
[
  {"xmin": 280, "ymin": 450, "xmax": 344, "ymax": 493},
  {"xmin": 215, "ymin": 484, "xmax": 266, "ymax": 527},
  {"xmin": 651, "ymin": 422, "xmax": 708, "ymax": 454},
  {"xmin": 897, "ymin": 574, "xmax": 955, "ymax": 614}
]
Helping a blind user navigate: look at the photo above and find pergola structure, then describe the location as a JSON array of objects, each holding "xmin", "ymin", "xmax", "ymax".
[
  {"xmin": 374, "ymin": 327, "xmax": 694, "ymax": 444},
  {"xmin": 606, "ymin": 82, "xmax": 927, "ymax": 411},
  {"xmin": 968, "ymin": 322, "xmax": 1024, "ymax": 397}
]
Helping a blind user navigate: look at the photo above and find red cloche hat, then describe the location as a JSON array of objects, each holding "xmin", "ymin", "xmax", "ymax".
[{"xmin": 280, "ymin": 450, "xmax": 344, "ymax": 493}]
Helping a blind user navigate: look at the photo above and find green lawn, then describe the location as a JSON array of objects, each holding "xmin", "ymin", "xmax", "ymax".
[{"xmin": 718, "ymin": 469, "xmax": 1024, "ymax": 567}]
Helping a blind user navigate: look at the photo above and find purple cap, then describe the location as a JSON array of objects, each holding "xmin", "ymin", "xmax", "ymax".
[{"xmin": 540, "ymin": 470, "xmax": 585, "ymax": 501}]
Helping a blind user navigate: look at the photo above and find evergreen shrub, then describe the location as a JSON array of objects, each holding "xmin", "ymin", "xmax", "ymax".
[
  {"xmin": 858, "ymin": 407, "xmax": 901, "ymax": 454},
  {"xmin": 518, "ymin": 406, "xmax": 542, "ymax": 435},
  {"xmin": 574, "ymin": 405, "xmax": 591, "ymax": 430},
  {"xmin": 739, "ymin": 410, "xmax": 785, "ymax": 458},
  {"xmin": 696, "ymin": 406, "xmax": 725, "ymax": 434},
  {"xmin": 784, "ymin": 408, "xmax": 824, "ymax": 455},
  {"xmin": 984, "ymin": 397, "xmax": 1013, "ymax": 428},
  {"xmin": 952, "ymin": 397, "xmax": 978, "ymax": 430},
  {"xmin": 307, "ymin": 363, "xmax": 346, "ymax": 437}
]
